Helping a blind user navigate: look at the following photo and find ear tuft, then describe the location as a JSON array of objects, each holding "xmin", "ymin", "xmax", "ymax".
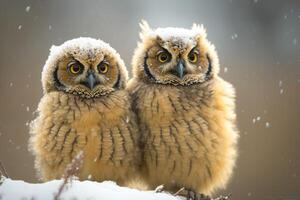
[
  {"xmin": 191, "ymin": 23, "xmax": 207, "ymax": 38},
  {"xmin": 139, "ymin": 20, "xmax": 153, "ymax": 40}
]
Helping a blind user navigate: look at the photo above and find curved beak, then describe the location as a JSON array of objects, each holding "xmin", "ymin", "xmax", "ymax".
[
  {"xmin": 171, "ymin": 59, "xmax": 185, "ymax": 78},
  {"xmin": 81, "ymin": 72, "xmax": 98, "ymax": 90}
]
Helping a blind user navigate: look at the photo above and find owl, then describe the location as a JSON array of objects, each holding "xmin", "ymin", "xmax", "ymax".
[
  {"xmin": 127, "ymin": 21, "xmax": 238, "ymax": 198},
  {"xmin": 29, "ymin": 37, "xmax": 140, "ymax": 186}
]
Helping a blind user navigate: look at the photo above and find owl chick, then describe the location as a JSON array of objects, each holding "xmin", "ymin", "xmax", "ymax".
[
  {"xmin": 127, "ymin": 21, "xmax": 238, "ymax": 197},
  {"xmin": 30, "ymin": 37, "xmax": 140, "ymax": 186}
]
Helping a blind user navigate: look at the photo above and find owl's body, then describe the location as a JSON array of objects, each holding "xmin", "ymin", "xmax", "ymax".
[
  {"xmin": 128, "ymin": 22, "xmax": 238, "ymax": 195},
  {"xmin": 30, "ymin": 37, "xmax": 140, "ymax": 185}
]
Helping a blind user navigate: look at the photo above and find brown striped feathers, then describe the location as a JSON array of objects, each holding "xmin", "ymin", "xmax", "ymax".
[
  {"xmin": 127, "ymin": 21, "xmax": 239, "ymax": 195},
  {"xmin": 29, "ymin": 37, "xmax": 140, "ymax": 186}
]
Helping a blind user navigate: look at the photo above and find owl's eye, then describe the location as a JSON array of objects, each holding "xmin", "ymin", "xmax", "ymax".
[
  {"xmin": 68, "ymin": 61, "xmax": 83, "ymax": 75},
  {"xmin": 188, "ymin": 51, "xmax": 198, "ymax": 63},
  {"xmin": 97, "ymin": 62, "xmax": 109, "ymax": 74},
  {"xmin": 157, "ymin": 51, "xmax": 170, "ymax": 63}
]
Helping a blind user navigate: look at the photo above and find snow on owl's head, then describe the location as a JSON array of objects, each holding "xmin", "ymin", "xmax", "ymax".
[
  {"xmin": 42, "ymin": 37, "xmax": 128, "ymax": 98},
  {"xmin": 132, "ymin": 20, "xmax": 220, "ymax": 86}
]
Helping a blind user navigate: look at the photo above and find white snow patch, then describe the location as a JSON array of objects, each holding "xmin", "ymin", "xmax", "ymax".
[{"xmin": 0, "ymin": 178, "xmax": 181, "ymax": 200}]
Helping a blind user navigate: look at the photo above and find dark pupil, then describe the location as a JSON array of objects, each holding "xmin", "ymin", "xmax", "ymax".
[
  {"xmin": 73, "ymin": 65, "xmax": 80, "ymax": 72},
  {"xmin": 99, "ymin": 65, "xmax": 105, "ymax": 71},
  {"xmin": 189, "ymin": 54, "xmax": 195, "ymax": 61},
  {"xmin": 161, "ymin": 54, "xmax": 168, "ymax": 61}
]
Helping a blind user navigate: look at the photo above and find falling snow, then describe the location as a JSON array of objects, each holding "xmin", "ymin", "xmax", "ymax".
[
  {"xmin": 256, "ymin": 116, "xmax": 261, "ymax": 121},
  {"xmin": 280, "ymin": 89, "xmax": 284, "ymax": 94},
  {"xmin": 292, "ymin": 38, "xmax": 297, "ymax": 45},
  {"xmin": 253, "ymin": 0, "xmax": 258, "ymax": 3},
  {"xmin": 265, "ymin": 122, "xmax": 270, "ymax": 128},
  {"xmin": 224, "ymin": 67, "xmax": 228, "ymax": 73},
  {"xmin": 231, "ymin": 33, "xmax": 238, "ymax": 40},
  {"xmin": 88, "ymin": 174, "xmax": 92, "ymax": 180},
  {"xmin": 25, "ymin": 6, "xmax": 31, "ymax": 13},
  {"xmin": 9, "ymin": 82, "xmax": 13, "ymax": 87},
  {"xmin": 49, "ymin": 25, "xmax": 52, "ymax": 30},
  {"xmin": 252, "ymin": 118, "xmax": 256, "ymax": 124},
  {"xmin": 17, "ymin": 25, "xmax": 22, "ymax": 30},
  {"xmin": 279, "ymin": 80, "xmax": 283, "ymax": 87}
]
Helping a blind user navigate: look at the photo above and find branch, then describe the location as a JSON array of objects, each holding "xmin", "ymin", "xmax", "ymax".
[
  {"xmin": 53, "ymin": 151, "xmax": 84, "ymax": 200},
  {"xmin": 0, "ymin": 160, "xmax": 9, "ymax": 178}
]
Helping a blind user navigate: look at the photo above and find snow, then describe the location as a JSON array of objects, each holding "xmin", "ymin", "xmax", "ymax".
[
  {"xmin": 17, "ymin": 25, "xmax": 22, "ymax": 30},
  {"xmin": 0, "ymin": 177, "xmax": 182, "ymax": 200},
  {"xmin": 231, "ymin": 34, "xmax": 238, "ymax": 40},
  {"xmin": 154, "ymin": 24, "xmax": 206, "ymax": 44},
  {"xmin": 25, "ymin": 6, "xmax": 31, "ymax": 13},
  {"xmin": 280, "ymin": 89, "xmax": 284, "ymax": 94},
  {"xmin": 224, "ymin": 67, "xmax": 228, "ymax": 73},
  {"xmin": 265, "ymin": 122, "xmax": 270, "ymax": 128}
]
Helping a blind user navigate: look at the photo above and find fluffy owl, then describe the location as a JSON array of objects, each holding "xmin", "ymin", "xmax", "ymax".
[
  {"xmin": 127, "ymin": 21, "xmax": 238, "ymax": 198},
  {"xmin": 29, "ymin": 37, "xmax": 140, "ymax": 186}
]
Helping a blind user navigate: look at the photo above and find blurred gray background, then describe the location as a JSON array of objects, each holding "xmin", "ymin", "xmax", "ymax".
[{"xmin": 0, "ymin": 0, "xmax": 299, "ymax": 199}]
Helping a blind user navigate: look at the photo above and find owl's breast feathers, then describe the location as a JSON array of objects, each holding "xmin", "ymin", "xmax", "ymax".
[
  {"xmin": 30, "ymin": 90, "xmax": 139, "ymax": 182},
  {"xmin": 128, "ymin": 78, "xmax": 238, "ymax": 193}
]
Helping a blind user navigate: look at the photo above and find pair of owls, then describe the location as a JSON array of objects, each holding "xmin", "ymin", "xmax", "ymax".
[{"xmin": 30, "ymin": 21, "xmax": 238, "ymax": 198}]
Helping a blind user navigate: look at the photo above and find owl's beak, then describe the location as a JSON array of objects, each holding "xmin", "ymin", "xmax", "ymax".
[
  {"xmin": 171, "ymin": 59, "xmax": 185, "ymax": 78},
  {"xmin": 81, "ymin": 72, "xmax": 98, "ymax": 90}
]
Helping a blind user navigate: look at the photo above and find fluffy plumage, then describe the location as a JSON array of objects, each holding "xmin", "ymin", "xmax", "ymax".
[
  {"xmin": 127, "ymin": 21, "xmax": 238, "ymax": 195},
  {"xmin": 30, "ymin": 37, "xmax": 140, "ymax": 186}
]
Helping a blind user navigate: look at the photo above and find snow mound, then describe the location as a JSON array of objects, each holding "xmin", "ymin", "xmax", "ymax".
[{"xmin": 0, "ymin": 177, "xmax": 182, "ymax": 200}]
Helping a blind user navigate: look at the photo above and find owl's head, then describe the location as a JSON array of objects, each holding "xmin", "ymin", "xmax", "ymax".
[
  {"xmin": 42, "ymin": 37, "xmax": 128, "ymax": 98},
  {"xmin": 132, "ymin": 21, "xmax": 220, "ymax": 86}
]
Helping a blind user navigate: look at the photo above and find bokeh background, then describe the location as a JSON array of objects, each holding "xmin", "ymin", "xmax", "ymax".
[{"xmin": 0, "ymin": 0, "xmax": 299, "ymax": 199}]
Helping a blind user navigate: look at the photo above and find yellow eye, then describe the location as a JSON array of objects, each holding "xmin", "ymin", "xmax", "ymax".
[
  {"xmin": 68, "ymin": 62, "xmax": 83, "ymax": 74},
  {"xmin": 98, "ymin": 63, "xmax": 109, "ymax": 74},
  {"xmin": 157, "ymin": 52, "xmax": 170, "ymax": 63},
  {"xmin": 188, "ymin": 52, "xmax": 198, "ymax": 63}
]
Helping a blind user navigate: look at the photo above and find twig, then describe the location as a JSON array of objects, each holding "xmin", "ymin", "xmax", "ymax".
[
  {"xmin": 173, "ymin": 187, "xmax": 185, "ymax": 196},
  {"xmin": 0, "ymin": 160, "xmax": 9, "ymax": 178},
  {"xmin": 53, "ymin": 151, "xmax": 84, "ymax": 200},
  {"xmin": 154, "ymin": 185, "xmax": 164, "ymax": 193}
]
